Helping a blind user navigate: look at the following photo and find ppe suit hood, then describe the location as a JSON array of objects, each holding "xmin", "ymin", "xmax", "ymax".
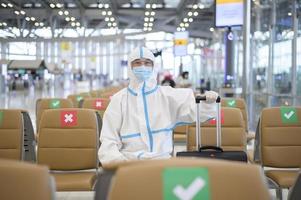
[{"xmin": 128, "ymin": 47, "xmax": 157, "ymax": 92}]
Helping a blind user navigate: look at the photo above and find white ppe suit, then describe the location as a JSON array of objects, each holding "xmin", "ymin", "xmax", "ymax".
[{"xmin": 98, "ymin": 47, "xmax": 217, "ymax": 165}]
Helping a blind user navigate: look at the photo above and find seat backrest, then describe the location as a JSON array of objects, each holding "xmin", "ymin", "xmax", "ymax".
[
  {"xmin": 221, "ymin": 98, "xmax": 248, "ymax": 131},
  {"xmin": 187, "ymin": 107, "xmax": 246, "ymax": 151},
  {"xmin": 81, "ymin": 98, "xmax": 110, "ymax": 119},
  {"xmin": 0, "ymin": 158, "xmax": 55, "ymax": 200},
  {"xmin": 67, "ymin": 93, "xmax": 90, "ymax": 107},
  {"xmin": 97, "ymin": 158, "xmax": 270, "ymax": 200},
  {"xmin": 0, "ymin": 109, "xmax": 23, "ymax": 160},
  {"xmin": 260, "ymin": 107, "xmax": 301, "ymax": 168},
  {"xmin": 37, "ymin": 108, "xmax": 99, "ymax": 170},
  {"xmin": 36, "ymin": 98, "xmax": 73, "ymax": 131},
  {"xmin": 90, "ymin": 90, "xmax": 102, "ymax": 98}
]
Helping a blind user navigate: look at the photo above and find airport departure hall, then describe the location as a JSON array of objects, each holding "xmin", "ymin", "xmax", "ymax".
[{"xmin": 0, "ymin": 0, "xmax": 301, "ymax": 200}]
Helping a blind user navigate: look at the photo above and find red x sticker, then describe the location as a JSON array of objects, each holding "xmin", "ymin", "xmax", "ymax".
[
  {"xmin": 209, "ymin": 110, "xmax": 224, "ymax": 125},
  {"xmin": 94, "ymin": 99, "xmax": 104, "ymax": 110},
  {"xmin": 61, "ymin": 111, "xmax": 77, "ymax": 127}
]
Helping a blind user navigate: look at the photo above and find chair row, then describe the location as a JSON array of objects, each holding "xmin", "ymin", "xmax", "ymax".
[{"xmin": 1, "ymin": 157, "xmax": 301, "ymax": 200}]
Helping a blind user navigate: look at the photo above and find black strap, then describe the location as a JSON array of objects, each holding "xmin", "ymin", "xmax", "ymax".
[{"xmin": 199, "ymin": 146, "xmax": 224, "ymax": 152}]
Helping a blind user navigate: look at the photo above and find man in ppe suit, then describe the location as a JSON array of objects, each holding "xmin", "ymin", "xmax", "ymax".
[{"xmin": 98, "ymin": 47, "xmax": 218, "ymax": 165}]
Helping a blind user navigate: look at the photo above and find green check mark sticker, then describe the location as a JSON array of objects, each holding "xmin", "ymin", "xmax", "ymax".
[
  {"xmin": 227, "ymin": 99, "xmax": 236, "ymax": 107},
  {"xmin": 0, "ymin": 111, "xmax": 3, "ymax": 127},
  {"xmin": 76, "ymin": 96, "xmax": 83, "ymax": 102},
  {"xmin": 280, "ymin": 107, "xmax": 298, "ymax": 124},
  {"xmin": 163, "ymin": 167, "xmax": 210, "ymax": 200},
  {"xmin": 50, "ymin": 100, "xmax": 61, "ymax": 109}
]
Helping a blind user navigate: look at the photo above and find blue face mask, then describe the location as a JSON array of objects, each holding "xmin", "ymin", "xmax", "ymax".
[{"xmin": 132, "ymin": 65, "xmax": 153, "ymax": 82}]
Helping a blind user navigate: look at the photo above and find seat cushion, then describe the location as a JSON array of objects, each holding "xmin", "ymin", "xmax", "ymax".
[
  {"xmin": 265, "ymin": 170, "xmax": 299, "ymax": 188},
  {"xmin": 52, "ymin": 172, "xmax": 97, "ymax": 191},
  {"xmin": 173, "ymin": 133, "xmax": 186, "ymax": 142}
]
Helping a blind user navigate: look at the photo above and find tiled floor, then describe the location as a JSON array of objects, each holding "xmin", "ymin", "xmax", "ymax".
[{"xmin": 0, "ymin": 83, "xmax": 290, "ymax": 200}]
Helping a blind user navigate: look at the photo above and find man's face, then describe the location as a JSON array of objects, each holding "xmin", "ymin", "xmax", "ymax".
[{"xmin": 131, "ymin": 58, "xmax": 153, "ymax": 69}]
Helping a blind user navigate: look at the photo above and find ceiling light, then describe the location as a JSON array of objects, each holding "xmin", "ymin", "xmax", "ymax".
[
  {"xmin": 71, "ymin": 22, "xmax": 76, "ymax": 26},
  {"xmin": 148, "ymin": 22, "xmax": 153, "ymax": 27},
  {"xmin": 193, "ymin": 11, "xmax": 198, "ymax": 16},
  {"xmin": 14, "ymin": 10, "xmax": 20, "ymax": 15},
  {"xmin": 50, "ymin": 3, "xmax": 55, "ymax": 8},
  {"xmin": 31, "ymin": 17, "xmax": 35, "ymax": 21},
  {"xmin": 0, "ymin": 23, "xmax": 2, "ymax": 26},
  {"xmin": 145, "ymin": 4, "xmax": 151, "ymax": 9},
  {"xmin": 188, "ymin": 18, "xmax": 193, "ymax": 22},
  {"xmin": 35, "ymin": 22, "xmax": 39, "ymax": 26},
  {"xmin": 58, "ymin": 11, "xmax": 63, "ymax": 15},
  {"xmin": 20, "ymin": 10, "xmax": 25, "ymax": 15},
  {"xmin": 152, "ymin": 4, "xmax": 156, "ymax": 9},
  {"xmin": 25, "ymin": 17, "xmax": 30, "ymax": 21},
  {"xmin": 144, "ymin": 17, "xmax": 149, "ymax": 22},
  {"xmin": 56, "ymin": 3, "xmax": 62, "ymax": 8},
  {"xmin": 76, "ymin": 22, "xmax": 80, "ymax": 26},
  {"xmin": 64, "ymin": 10, "xmax": 69, "ymax": 15},
  {"xmin": 65, "ymin": 17, "xmax": 70, "ymax": 21},
  {"xmin": 104, "ymin": 4, "xmax": 109, "ymax": 8},
  {"xmin": 98, "ymin": 4, "xmax": 103, "ymax": 8},
  {"xmin": 149, "ymin": 17, "xmax": 154, "ymax": 22},
  {"xmin": 110, "ymin": 17, "xmax": 115, "ymax": 22},
  {"xmin": 288, "ymin": 12, "xmax": 292, "ymax": 16},
  {"xmin": 39, "ymin": 22, "xmax": 44, "ymax": 26},
  {"xmin": 193, "ymin": 4, "xmax": 198, "ymax": 9},
  {"xmin": 199, "ymin": 4, "xmax": 205, "ymax": 9},
  {"xmin": 145, "ymin": 11, "xmax": 149, "ymax": 16},
  {"xmin": 177, "ymin": 27, "xmax": 181, "ymax": 31},
  {"xmin": 148, "ymin": 27, "xmax": 152, "ymax": 31},
  {"xmin": 7, "ymin": 3, "xmax": 13, "ymax": 8},
  {"xmin": 107, "ymin": 11, "xmax": 112, "ymax": 15},
  {"xmin": 181, "ymin": 27, "xmax": 185, "ymax": 31},
  {"xmin": 210, "ymin": 27, "xmax": 214, "ymax": 32},
  {"xmin": 112, "ymin": 22, "xmax": 117, "ymax": 26},
  {"xmin": 180, "ymin": 23, "xmax": 184, "ymax": 27},
  {"xmin": 105, "ymin": 17, "xmax": 109, "ymax": 21},
  {"xmin": 188, "ymin": 11, "xmax": 192, "ymax": 16},
  {"xmin": 183, "ymin": 18, "xmax": 188, "ymax": 22},
  {"xmin": 108, "ymin": 22, "xmax": 112, "ymax": 26},
  {"xmin": 143, "ymin": 27, "xmax": 148, "ymax": 31},
  {"xmin": 71, "ymin": 17, "xmax": 75, "ymax": 21},
  {"xmin": 102, "ymin": 11, "xmax": 107, "ymax": 15},
  {"xmin": 1, "ymin": 3, "xmax": 7, "ymax": 7},
  {"xmin": 144, "ymin": 22, "xmax": 148, "ymax": 26},
  {"xmin": 184, "ymin": 23, "xmax": 189, "ymax": 27},
  {"xmin": 151, "ymin": 11, "xmax": 155, "ymax": 16},
  {"xmin": 2, "ymin": 22, "xmax": 7, "ymax": 26}
]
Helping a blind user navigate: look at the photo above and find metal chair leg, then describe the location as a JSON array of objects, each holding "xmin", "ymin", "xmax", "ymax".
[{"xmin": 276, "ymin": 188, "xmax": 283, "ymax": 200}]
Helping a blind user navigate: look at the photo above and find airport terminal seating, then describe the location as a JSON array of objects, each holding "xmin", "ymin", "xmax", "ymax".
[
  {"xmin": 173, "ymin": 125, "xmax": 188, "ymax": 143},
  {"xmin": 37, "ymin": 108, "xmax": 100, "ymax": 191},
  {"xmin": 221, "ymin": 98, "xmax": 255, "ymax": 142},
  {"xmin": 0, "ymin": 158, "xmax": 55, "ymax": 200},
  {"xmin": 0, "ymin": 109, "xmax": 24, "ymax": 160},
  {"xmin": 80, "ymin": 97, "xmax": 110, "ymax": 119},
  {"xmin": 259, "ymin": 107, "xmax": 301, "ymax": 200},
  {"xmin": 94, "ymin": 158, "xmax": 271, "ymax": 200},
  {"xmin": 187, "ymin": 107, "xmax": 246, "ymax": 152},
  {"xmin": 67, "ymin": 93, "xmax": 91, "ymax": 108},
  {"xmin": 36, "ymin": 98, "xmax": 73, "ymax": 131}
]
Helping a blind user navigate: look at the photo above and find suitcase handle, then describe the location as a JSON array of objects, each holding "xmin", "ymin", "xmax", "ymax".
[
  {"xmin": 195, "ymin": 95, "xmax": 221, "ymax": 103},
  {"xmin": 199, "ymin": 146, "xmax": 224, "ymax": 152}
]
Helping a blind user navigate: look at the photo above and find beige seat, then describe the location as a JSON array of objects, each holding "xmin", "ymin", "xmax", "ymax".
[
  {"xmin": 0, "ymin": 109, "xmax": 24, "ymax": 160},
  {"xmin": 90, "ymin": 90, "xmax": 102, "ymax": 98},
  {"xmin": 67, "ymin": 93, "xmax": 91, "ymax": 107},
  {"xmin": 37, "ymin": 108, "xmax": 100, "ymax": 191},
  {"xmin": 36, "ymin": 98, "xmax": 73, "ymax": 131},
  {"xmin": 221, "ymin": 98, "xmax": 255, "ymax": 141},
  {"xmin": 187, "ymin": 107, "xmax": 246, "ymax": 152},
  {"xmin": 96, "ymin": 158, "xmax": 270, "ymax": 200},
  {"xmin": 80, "ymin": 98, "xmax": 110, "ymax": 119},
  {"xmin": 259, "ymin": 107, "xmax": 301, "ymax": 199},
  {"xmin": 0, "ymin": 158, "xmax": 55, "ymax": 200}
]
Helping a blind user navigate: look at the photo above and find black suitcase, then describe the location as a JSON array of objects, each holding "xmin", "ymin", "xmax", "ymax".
[{"xmin": 176, "ymin": 95, "xmax": 248, "ymax": 162}]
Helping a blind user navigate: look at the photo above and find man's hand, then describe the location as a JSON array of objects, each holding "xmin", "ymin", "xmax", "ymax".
[{"xmin": 204, "ymin": 91, "xmax": 219, "ymax": 104}]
